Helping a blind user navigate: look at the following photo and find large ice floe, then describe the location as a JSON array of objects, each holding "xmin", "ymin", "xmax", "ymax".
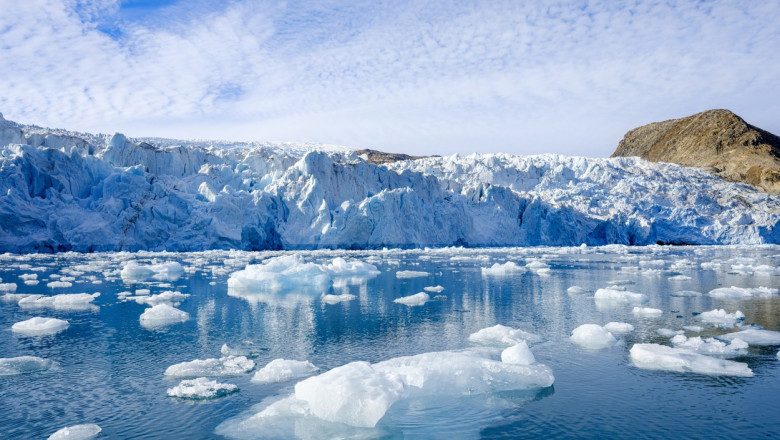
[
  {"xmin": 2, "ymin": 113, "xmax": 780, "ymax": 252},
  {"xmin": 629, "ymin": 344, "xmax": 753, "ymax": 377},
  {"xmin": 0, "ymin": 355, "xmax": 54, "ymax": 376},
  {"xmin": 12, "ymin": 317, "xmax": 69, "ymax": 336}
]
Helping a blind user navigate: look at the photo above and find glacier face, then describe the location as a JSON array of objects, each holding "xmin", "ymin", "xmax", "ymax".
[{"xmin": 1, "ymin": 114, "xmax": 779, "ymax": 252}]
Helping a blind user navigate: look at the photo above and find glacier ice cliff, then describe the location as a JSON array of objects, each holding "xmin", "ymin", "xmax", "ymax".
[{"xmin": 1, "ymin": 113, "xmax": 779, "ymax": 252}]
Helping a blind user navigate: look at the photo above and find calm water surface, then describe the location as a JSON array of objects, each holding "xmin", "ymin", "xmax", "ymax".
[{"xmin": 1, "ymin": 246, "xmax": 779, "ymax": 439}]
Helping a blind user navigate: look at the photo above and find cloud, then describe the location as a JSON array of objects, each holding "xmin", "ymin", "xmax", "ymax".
[{"xmin": 1, "ymin": 0, "xmax": 779, "ymax": 156}]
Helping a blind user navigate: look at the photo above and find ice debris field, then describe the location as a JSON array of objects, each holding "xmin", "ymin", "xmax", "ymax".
[
  {"xmin": 0, "ymin": 245, "xmax": 779, "ymax": 438},
  {"xmin": 2, "ymin": 114, "xmax": 780, "ymax": 253}
]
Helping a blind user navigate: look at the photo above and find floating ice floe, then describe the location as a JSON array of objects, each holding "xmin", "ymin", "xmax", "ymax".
[
  {"xmin": 393, "ymin": 292, "xmax": 430, "ymax": 306},
  {"xmin": 501, "ymin": 342, "xmax": 536, "ymax": 365},
  {"xmin": 481, "ymin": 262, "xmax": 526, "ymax": 276},
  {"xmin": 322, "ymin": 293, "xmax": 357, "ymax": 304},
  {"xmin": 699, "ymin": 309, "xmax": 745, "ymax": 328},
  {"xmin": 632, "ymin": 307, "xmax": 663, "ymax": 318},
  {"xmin": 221, "ymin": 343, "xmax": 263, "ymax": 358},
  {"xmin": 594, "ymin": 288, "xmax": 648, "ymax": 304},
  {"xmin": 167, "ymin": 377, "xmax": 238, "ymax": 399},
  {"xmin": 130, "ymin": 291, "xmax": 190, "ymax": 306},
  {"xmin": 14, "ymin": 293, "xmax": 100, "ymax": 311},
  {"xmin": 657, "ymin": 328, "xmax": 684, "ymax": 337},
  {"xmin": 708, "ymin": 286, "xmax": 778, "ymax": 299},
  {"xmin": 252, "ymin": 359, "xmax": 319, "ymax": 384},
  {"xmin": 566, "ymin": 286, "xmax": 587, "ymax": 295},
  {"xmin": 323, "ymin": 257, "xmax": 381, "ymax": 279},
  {"xmin": 629, "ymin": 343, "xmax": 752, "ymax": 377},
  {"xmin": 0, "ymin": 282, "xmax": 17, "ymax": 292},
  {"xmin": 121, "ymin": 261, "xmax": 184, "ymax": 282},
  {"xmin": 668, "ymin": 275, "xmax": 692, "ymax": 281},
  {"xmin": 47, "ymin": 424, "xmax": 102, "ymax": 440},
  {"xmin": 604, "ymin": 322, "xmax": 634, "ymax": 334},
  {"xmin": 683, "ymin": 325, "xmax": 704, "ymax": 332},
  {"xmin": 12, "ymin": 317, "xmax": 69, "ymax": 336},
  {"xmin": 717, "ymin": 329, "xmax": 780, "ymax": 346},
  {"xmin": 0, "ymin": 356, "xmax": 54, "ymax": 376},
  {"xmin": 395, "ymin": 270, "xmax": 429, "ymax": 279},
  {"xmin": 47, "ymin": 281, "xmax": 72, "ymax": 289},
  {"xmin": 165, "ymin": 356, "xmax": 255, "ymax": 378},
  {"xmin": 423, "ymin": 285, "xmax": 444, "ymax": 293},
  {"xmin": 670, "ymin": 335, "xmax": 748, "ymax": 357},
  {"xmin": 139, "ymin": 304, "xmax": 189, "ymax": 329},
  {"xmin": 570, "ymin": 324, "xmax": 618, "ymax": 350},
  {"xmin": 468, "ymin": 324, "xmax": 541, "ymax": 346},
  {"xmin": 670, "ymin": 290, "xmax": 702, "ymax": 297}
]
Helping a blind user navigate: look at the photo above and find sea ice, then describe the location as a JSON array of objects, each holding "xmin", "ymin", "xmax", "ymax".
[
  {"xmin": 165, "ymin": 356, "xmax": 255, "ymax": 378},
  {"xmin": 131, "ymin": 291, "xmax": 190, "ymax": 306},
  {"xmin": 632, "ymin": 307, "xmax": 663, "ymax": 318},
  {"xmin": 252, "ymin": 359, "xmax": 319, "ymax": 384},
  {"xmin": 603, "ymin": 322, "xmax": 634, "ymax": 334},
  {"xmin": 501, "ymin": 342, "xmax": 536, "ymax": 365},
  {"xmin": 481, "ymin": 262, "xmax": 526, "ymax": 276},
  {"xmin": 12, "ymin": 317, "xmax": 69, "ymax": 336},
  {"xmin": 393, "ymin": 292, "xmax": 430, "ymax": 306},
  {"xmin": 629, "ymin": 343, "xmax": 752, "ymax": 377},
  {"xmin": 167, "ymin": 377, "xmax": 238, "ymax": 399},
  {"xmin": 121, "ymin": 261, "xmax": 184, "ymax": 282},
  {"xmin": 0, "ymin": 282, "xmax": 17, "ymax": 292},
  {"xmin": 17, "ymin": 293, "xmax": 99, "ymax": 310},
  {"xmin": 566, "ymin": 286, "xmax": 587, "ymax": 295},
  {"xmin": 570, "ymin": 324, "xmax": 618, "ymax": 350},
  {"xmin": 699, "ymin": 309, "xmax": 745, "ymax": 328},
  {"xmin": 0, "ymin": 356, "xmax": 54, "ymax": 376},
  {"xmin": 227, "ymin": 255, "xmax": 331, "ymax": 295},
  {"xmin": 468, "ymin": 324, "xmax": 541, "ymax": 346},
  {"xmin": 717, "ymin": 329, "xmax": 780, "ymax": 346},
  {"xmin": 423, "ymin": 285, "xmax": 445, "ymax": 293},
  {"xmin": 139, "ymin": 304, "xmax": 189, "ymax": 329},
  {"xmin": 708, "ymin": 286, "xmax": 779, "ymax": 299},
  {"xmin": 323, "ymin": 257, "xmax": 380, "ymax": 278},
  {"xmin": 395, "ymin": 270, "xmax": 430, "ymax": 279},
  {"xmin": 47, "ymin": 424, "xmax": 101, "ymax": 440},
  {"xmin": 670, "ymin": 335, "xmax": 748, "ymax": 357},
  {"xmin": 594, "ymin": 288, "xmax": 648, "ymax": 304}
]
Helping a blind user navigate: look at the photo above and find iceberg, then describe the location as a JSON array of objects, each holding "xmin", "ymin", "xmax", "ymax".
[
  {"xmin": 167, "ymin": 377, "xmax": 238, "ymax": 399},
  {"xmin": 632, "ymin": 307, "xmax": 663, "ymax": 318},
  {"xmin": 252, "ymin": 359, "xmax": 319, "ymax": 384},
  {"xmin": 47, "ymin": 424, "xmax": 102, "ymax": 440},
  {"xmin": 629, "ymin": 343, "xmax": 753, "ymax": 377},
  {"xmin": 570, "ymin": 324, "xmax": 618, "ymax": 350},
  {"xmin": 481, "ymin": 262, "xmax": 526, "ymax": 276},
  {"xmin": 603, "ymin": 322, "xmax": 634, "ymax": 334},
  {"xmin": 321, "ymin": 293, "xmax": 356, "ymax": 304},
  {"xmin": 0, "ymin": 355, "xmax": 54, "ymax": 376},
  {"xmin": 468, "ymin": 324, "xmax": 541, "ymax": 346},
  {"xmin": 12, "ymin": 317, "xmax": 69, "ymax": 336},
  {"xmin": 699, "ymin": 309, "xmax": 745, "ymax": 328},
  {"xmin": 707, "ymin": 286, "xmax": 779, "ymax": 299},
  {"xmin": 139, "ymin": 304, "xmax": 190, "ymax": 329},
  {"xmin": 227, "ymin": 255, "xmax": 331, "ymax": 296},
  {"xmin": 121, "ymin": 262, "xmax": 184, "ymax": 282},
  {"xmin": 393, "ymin": 292, "xmax": 430, "ymax": 306},
  {"xmin": 164, "ymin": 356, "xmax": 255, "ymax": 378},
  {"xmin": 395, "ymin": 270, "xmax": 430, "ymax": 279}
]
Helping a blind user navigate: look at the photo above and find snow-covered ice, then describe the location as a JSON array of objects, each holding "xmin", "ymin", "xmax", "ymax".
[
  {"xmin": 468, "ymin": 324, "xmax": 541, "ymax": 346},
  {"xmin": 165, "ymin": 356, "xmax": 255, "ymax": 378},
  {"xmin": 717, "ymin": 329, "xmax": 780, "ymax": 346},
  {"xmin": 393, "ymin": 292, "xmax": 430, "ymax": 306},
  {"xmin": 699, "ymin": 309, "xmax": 745, "ymax": 328},
  {"xmin": 12, "ymin": 317, "xmax": 69, "ymax": 336},
  {"xmin": 167, "ymin": 377, "xmax": 238, "ymax": 399},
  {"xmin": 252, "ymin": 359, "xmax": 319, "ymax": 384},
  {"xmin": 570, "ymin": 324, "xmax": 618, "ymax": 350},
  {"xmin": 139, "ymin": 304, "xmax": 189, "ymax": 329},
  {"xmin": 47, "ymin": 424, "xmax": 102, "ymax": 440},
  {"xmin": 0, "ymin": 356, "xmax": 54, "ymax": 376},
  {"xmin": 629, "ymin": 344, "xmax": 753, "ymax": 377}
]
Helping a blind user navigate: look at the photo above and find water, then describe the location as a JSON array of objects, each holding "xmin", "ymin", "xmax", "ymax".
[{"xmin": 1, "ymin": 246, "xmax": 779, "ymax": 439}]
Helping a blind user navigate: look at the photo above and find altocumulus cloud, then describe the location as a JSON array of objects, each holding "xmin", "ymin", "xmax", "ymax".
[{"xmin": 1, "ymin": 0, "xmax": 779, "ymax": 156}]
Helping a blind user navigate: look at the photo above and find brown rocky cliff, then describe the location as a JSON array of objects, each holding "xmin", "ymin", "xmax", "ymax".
[{"xmin": 612, "ymin": 109, "xmax": 780, "ymax": 193}]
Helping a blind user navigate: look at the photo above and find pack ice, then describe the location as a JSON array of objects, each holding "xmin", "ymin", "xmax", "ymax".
[{"xmin": 1, "ymin": 113, "xmax": 780, "ymax": 252}]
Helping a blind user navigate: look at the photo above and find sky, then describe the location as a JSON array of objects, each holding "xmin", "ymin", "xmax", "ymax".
[{"xmin": 1, "ymin": 0, "xmax": 778, "ymax": 157}]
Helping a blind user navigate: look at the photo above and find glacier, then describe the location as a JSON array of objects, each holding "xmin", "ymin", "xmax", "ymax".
[{"xmin": 1, "ymin": 113, "xmax": 780, "ymax": 252}]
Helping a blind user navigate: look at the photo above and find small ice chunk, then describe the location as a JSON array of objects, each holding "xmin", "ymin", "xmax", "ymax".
[
  {"xmin": 324, "ymin": 258, "xmax": 380, "ymax": 278},
  {"xmin": 12, "ymin": 317, "xmax": 69, "ymax": 336},
  {"xmin": 167, "ymin": 377, "xmax": 238, "ymax": 399},
  {"xmin": 501, "ymin": 342, "xmax": 536, "ymax": 365},
  {"xmin": 0, "ymin": 356, "xmax": 54, "ymax": 376},
  {"xmin": 121, "ymin": 261, "xmax": 184, "ymax": 282},
  {"xmin": 20, "ymin": 273, "xmax": 38, "ymax": 280},
  {"xmin": 481, "ymin": 262, "xmax": 526, "ymax": 276},
  {"xmin": 570, "ymin": 324, "xmax": 617, "ymax": 350},
  {"xmin": 670, "ymin": 290, "xmax": 702, "ymax": 297},
  {"xmin": 132, "ymin": 291, "xmax": 190, "ymax": 306},
  {"xmin": 708, "ymin": 286, "xmax": 779, "ymax": 299},
  {"xmin": 468, "ymin": 324, "xmax": 541, "ymax": 346},
  {"xmin": 683, "ymin": 326, "xmax": 704, "ymax": 333},
  {"xmin": 395, "ymin": 270, "xmax": 429, "ymax": 279},
  {"xmin": 699, "ymin": 309, "xmax": 745, "ymax": 328},
  {"xmin": 670, "ymin": 335, "xmax": 748, "ymax": 357},
  {"xmin": 24, "ymin": 280, "xmax": 40, "ymax": 286},
  {"xmin": 322, "ymin": 293, "xmax": 357, "ymax": 304},
  {"xmin": 139, "ymin": 304, "xmax": 189, "ymax": 329},
  {"xmin": 668, "ymin": 275, "xmax": 692, "ymax": 281},
  {"xmin": 423, "ymin": 285, "xmax": 444, "ymax": 293},
  {"xmin": 393, "ymin": 292, "xmax": 430, "ymax": 306},
  {"xmin": 47, "ymin": 424, "xmax": 101, "ymax": 440},
  {"xmin": 220, "ymin": 343, "xmax": 262, "ymax": 358},
  {"xmin": 604, "ymin": 322, "xmax": 634, "ymax": 334},
  {"xmin": 0, "ymin": 282, "xmax": 18, "ymax": 292},
  {"xmin": 632, "ymin": 307, "xmax": 663, "ymax": 318},
  {"xmin": 525, "ymin": 260, "xmax": 550, "ymax": 272},
  {"xmin": 630, "ymin": 343, "xmax": 752, "ymax": 377},
  {"xmin": 566, "ymin": 286, "xmax": 587, "ymax": 295},
  {"xmin": 135, "ymin": 289, "xmax": 151, "ymax": 296},
  {"xmin": 594, "ymin": 288, "xmax": 648, "ymax": 304},
  {"xmin": 717, "ymin": 329, "xmax": 780, "ymax": 346},
  {"xmin": 165, "ymin": 356, "xmax": 255, "ymax": 378},
  {"xmin": 47, "ymin": 281, "xmax": 72, "ymax": 288},
  {"xmin": 252, "ymin": 359, "xmax": 319, "ymax": 384},
  {"xmin": 657, "ymin": 328, "xmax": 684, "ymax": 337}
]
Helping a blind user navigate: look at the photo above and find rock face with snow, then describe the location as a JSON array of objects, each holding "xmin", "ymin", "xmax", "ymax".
[{"xmin": 1, "ymin": 114, "xmax": 780, "ymax": 252}]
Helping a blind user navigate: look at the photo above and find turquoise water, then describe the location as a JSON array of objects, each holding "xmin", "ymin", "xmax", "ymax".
[{"xmin": 1, "ymin": 246, "xmax": 779, "ymax": 439}]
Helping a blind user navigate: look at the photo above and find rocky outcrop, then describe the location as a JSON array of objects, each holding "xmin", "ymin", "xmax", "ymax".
[
  {"xmin": 354, "ymin": 149, "xmax": 429, "ymax": 165},
  {"xmin": 612, "ymin": 109, "xmax": 780, "ymax": 193}
]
